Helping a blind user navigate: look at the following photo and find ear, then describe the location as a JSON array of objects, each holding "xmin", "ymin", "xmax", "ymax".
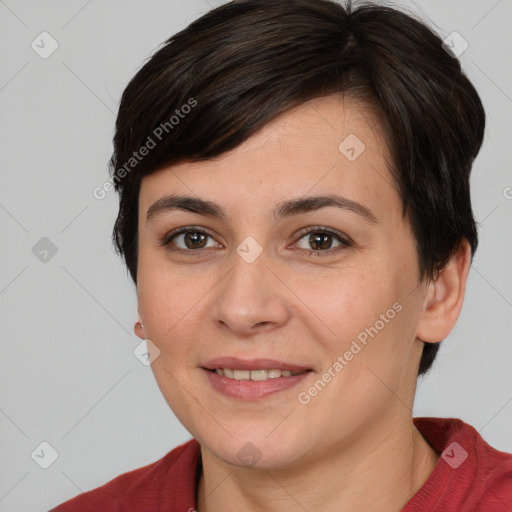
[
  {"xmin": 416, "ymin": 239, "xmax": 472, "ymax": 343},
  {"xmin": 134, "ymin": 306, "xmax": 145, "ymax": 340}
]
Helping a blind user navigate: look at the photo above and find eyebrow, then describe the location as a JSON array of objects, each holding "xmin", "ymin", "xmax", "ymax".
[{"xmin": 146, "ymin": 193, "xmax": 378, "ymax": 224}]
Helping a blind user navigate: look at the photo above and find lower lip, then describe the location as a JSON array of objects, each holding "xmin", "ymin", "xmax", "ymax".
[{"xmin": 202, "ymin": 369, "xmax": 311, "ymax": 400}]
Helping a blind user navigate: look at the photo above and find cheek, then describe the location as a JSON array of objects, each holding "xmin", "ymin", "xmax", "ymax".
[
  {"xmin": 136, "ymin": 257, "xmax": 180, "ymax": 343},
  {"xmin": 136, "ymin": 254, "xmax": 217, "ymax": 357},
  {"xmin": 295, "ymin": 264, "xmax": 397, "ymax": 346},
  {"xmin": 299, "ymin": 265, "xmax": 413, "ymax": 400}
]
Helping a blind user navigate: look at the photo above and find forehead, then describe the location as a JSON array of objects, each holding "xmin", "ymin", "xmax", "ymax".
[{"xmin": 139, "ymin": 95, "xmax": 397, "ymax": 218}]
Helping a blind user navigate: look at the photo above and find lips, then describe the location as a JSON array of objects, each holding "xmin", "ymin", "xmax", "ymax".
[
  {"xmin": 203, "ymin": 365, "xmax": 312, "ymax": 400},
  {"xmin": 201, "ymin": 357, "xmax": 311, "ymax": 373}
]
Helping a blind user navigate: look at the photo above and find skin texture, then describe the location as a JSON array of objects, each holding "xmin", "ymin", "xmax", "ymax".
[{"xmin": 134, "ymin": 95, "xmax": 471, "ymax": 511}]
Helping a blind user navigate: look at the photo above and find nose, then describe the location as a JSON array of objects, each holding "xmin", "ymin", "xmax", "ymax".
[{"xmin": 210, "ymin": 250, "xmax": 291, "ymax": 337}]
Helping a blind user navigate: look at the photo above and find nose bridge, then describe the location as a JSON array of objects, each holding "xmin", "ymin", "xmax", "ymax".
[{"xmin": 211, "ymin": 245, "xmax": 289, "ymax": 334}]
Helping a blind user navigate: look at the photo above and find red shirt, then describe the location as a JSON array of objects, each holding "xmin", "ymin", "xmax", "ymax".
[{"xmin": 51, "ymin": 417, "xmax": 512, "ymax": 511}]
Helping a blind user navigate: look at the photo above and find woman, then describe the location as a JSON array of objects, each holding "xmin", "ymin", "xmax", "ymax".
[{"xmin": 52, "ymin": 0, "xmax": 512, "ymax": 510}]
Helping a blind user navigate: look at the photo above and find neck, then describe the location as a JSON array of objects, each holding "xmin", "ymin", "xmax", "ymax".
[{"xmin": 196, "ymin": 417, "xmax": 439, "ymax": 512}]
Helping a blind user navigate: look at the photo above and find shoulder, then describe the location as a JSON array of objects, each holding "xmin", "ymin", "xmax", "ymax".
[
  {"xmin": 407, "ymin": 417, "xmax": 512, "ymax": 511},
  {"xmin": 50, "ymin": 438, "xmax": 200, "ymax": 512}
]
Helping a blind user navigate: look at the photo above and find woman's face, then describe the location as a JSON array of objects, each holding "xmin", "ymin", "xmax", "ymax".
[{"xmin": 136, "ymin": 95, "xmax": 430, "ymax": 469}]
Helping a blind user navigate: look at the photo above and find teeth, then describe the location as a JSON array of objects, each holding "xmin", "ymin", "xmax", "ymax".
[
  {"xmin": 249, "ymin": 369, "xmax": 268, "ymax": 381},
  {"xmin": 213, "ymin": 368, "xmax": 302, "ymax": 380}
]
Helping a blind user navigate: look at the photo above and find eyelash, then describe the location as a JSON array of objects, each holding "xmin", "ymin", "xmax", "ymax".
[{"xmin": 161, "ymin": 225, "xmax": 352, "ymax": 258}]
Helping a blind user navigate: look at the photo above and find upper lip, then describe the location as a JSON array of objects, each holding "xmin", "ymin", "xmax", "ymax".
[{"xmin": 202, "ymin": 357, "xmax": 311, "ymax": 372}]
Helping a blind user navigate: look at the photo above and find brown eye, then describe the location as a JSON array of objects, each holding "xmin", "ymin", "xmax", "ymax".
[
  {"xmin": 307, "ymin": 233, "xmax": 334, "ymax": 251},
  {"xmin": 294, "ymin": 228, "xmax": 351, "ymax": 256},
  {"xmin": 182, "ymin": 231, "xmax": 208, "ymax": 249},
  {"xmin": 163, "ymin": 228, "xmax": 220, "ymax": 253}
]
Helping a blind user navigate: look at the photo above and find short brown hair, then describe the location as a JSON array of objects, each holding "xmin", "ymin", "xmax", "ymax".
[{"xmin": 109, "ymin": 0, "xmax": 485, "ymax": 375}]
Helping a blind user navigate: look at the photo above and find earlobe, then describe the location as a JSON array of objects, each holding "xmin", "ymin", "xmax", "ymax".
[
  {"xmin": 134, "ymin": 307, "xmax": 145, "ymax": 340},
  {"xmin": 416, "ymin": 240, "xmax": 472, "ymax": 343}
]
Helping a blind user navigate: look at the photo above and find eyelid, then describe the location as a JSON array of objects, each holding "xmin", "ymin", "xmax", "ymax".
[
  {"xmin": 161, "ymin": 225, "xmax": 222, "ymax": 248},
  {"xmin": 292, "ymin": 225, "xmax": 352, "ymax": 245},
  {"xmin": 290, "ymin": 226, "xmax": 352, "ymax": 257}
]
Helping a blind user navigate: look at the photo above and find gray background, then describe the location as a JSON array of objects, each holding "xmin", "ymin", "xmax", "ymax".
[{"xmin": 0, "ymin": 0, "xmax": 511, "ymax": 510}]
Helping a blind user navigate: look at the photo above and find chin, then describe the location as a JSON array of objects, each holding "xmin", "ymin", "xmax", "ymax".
[{"xmin": 202, "ymin": 433, "xmax": 307, "ymax": 471}]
